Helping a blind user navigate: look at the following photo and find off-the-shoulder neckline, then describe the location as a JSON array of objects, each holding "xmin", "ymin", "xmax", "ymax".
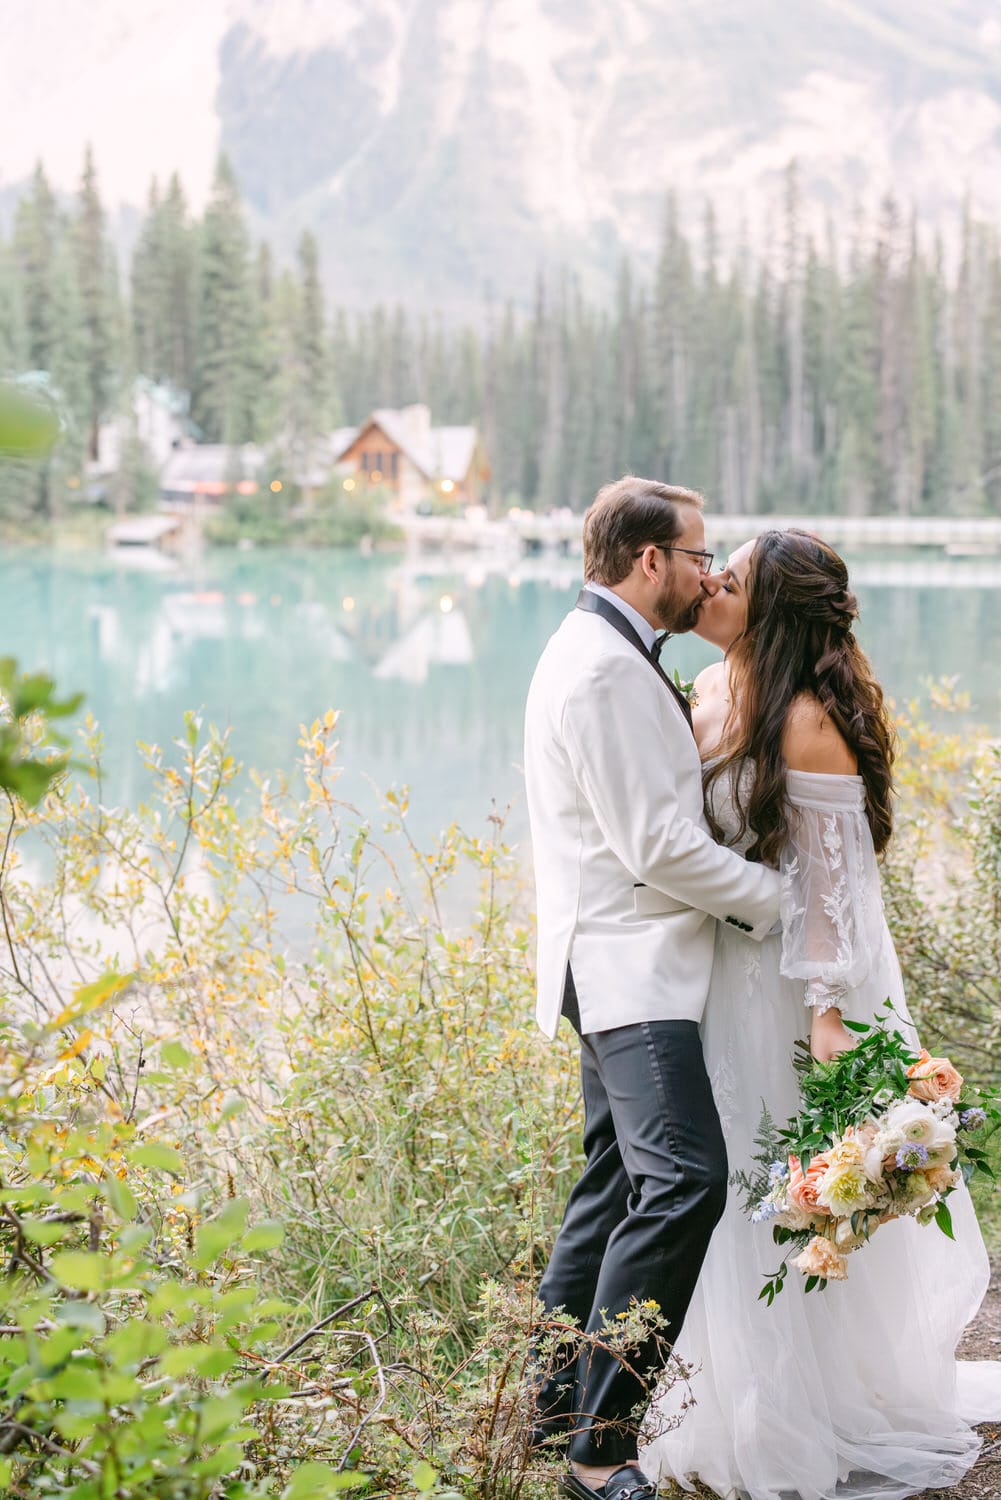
[
  {"xmin": 786, "ymin": 767, "xmax": 864, "ymax": 783},
  {"xmin": 700, "ymin": 756, "xmax": 864, "ymax": 784}
]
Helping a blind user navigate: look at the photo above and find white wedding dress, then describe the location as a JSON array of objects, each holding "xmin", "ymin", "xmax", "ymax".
[{"xmin": 644, "ymin": 766, "xmax": 1001, "ymax": 1500}]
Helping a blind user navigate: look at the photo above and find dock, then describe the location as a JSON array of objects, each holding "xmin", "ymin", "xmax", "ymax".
[{"xmin": 107, "ymin": 514, "xmax": 185, "ymax": 549}]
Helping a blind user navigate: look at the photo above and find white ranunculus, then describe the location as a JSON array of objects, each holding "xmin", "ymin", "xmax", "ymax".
[{"xmin": 881, "ymin": 1099, "xmax": 956, "ymax": 1162}]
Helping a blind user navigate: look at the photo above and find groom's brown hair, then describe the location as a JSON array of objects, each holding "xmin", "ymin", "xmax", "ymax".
[{"xmin": 583, "ymin": 476, "xmax": 704, "ymax": 585}]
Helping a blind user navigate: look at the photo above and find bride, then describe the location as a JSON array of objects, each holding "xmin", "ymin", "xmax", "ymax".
[{"xmin": 644, "ymin": 528, "xmax": 1001, "ymax": 1500}]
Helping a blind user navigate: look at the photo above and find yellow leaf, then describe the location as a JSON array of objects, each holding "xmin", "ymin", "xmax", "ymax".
[
  {"xmin": 50, "ymin": 971, "xmax": 135, "ymax": 1030},
  {"xmin": 58, "ymin": 1030, "xmax": 93, "ymax": 1060}
]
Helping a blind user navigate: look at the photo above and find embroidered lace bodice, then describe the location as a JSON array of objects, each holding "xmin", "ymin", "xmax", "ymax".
[{"xmin": 707, "ymin": 760, "xmax": 886, "ymax": 1014}]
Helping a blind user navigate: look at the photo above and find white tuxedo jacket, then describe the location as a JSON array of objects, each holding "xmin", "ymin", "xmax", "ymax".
[{"xmin": 524, "ymin": 601, "xmax": 781, "ymax": 1038}]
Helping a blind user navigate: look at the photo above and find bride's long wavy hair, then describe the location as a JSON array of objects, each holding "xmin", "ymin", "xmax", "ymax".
[{"xmin": 703, "ymin": 529, "xmax": 896, "ymax": 866}]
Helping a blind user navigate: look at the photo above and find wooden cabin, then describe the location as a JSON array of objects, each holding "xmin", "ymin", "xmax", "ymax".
[{"xmin": 330, "ymin": 405, "xmax": 488, "ymax": 512}]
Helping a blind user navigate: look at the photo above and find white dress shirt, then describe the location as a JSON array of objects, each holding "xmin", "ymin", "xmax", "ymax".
[{"xmin": 583, "ymin": 581, "xmax": 658, "ymax": 653}]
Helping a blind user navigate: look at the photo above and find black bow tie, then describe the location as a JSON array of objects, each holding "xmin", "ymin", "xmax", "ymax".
[{"xmin": 650, "ymin": 633, "xmax": 667, "ymax": 664}]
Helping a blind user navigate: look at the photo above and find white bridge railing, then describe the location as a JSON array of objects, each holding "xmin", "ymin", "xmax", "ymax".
[{"xmin": 399, "ymin": 511, "xmax": 1001, "ymax": 556}]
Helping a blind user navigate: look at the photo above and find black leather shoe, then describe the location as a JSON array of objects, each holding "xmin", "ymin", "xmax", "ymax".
[{"xmin": 559, "ymin": 1464, "xmax": 658, "ymax": 1500}]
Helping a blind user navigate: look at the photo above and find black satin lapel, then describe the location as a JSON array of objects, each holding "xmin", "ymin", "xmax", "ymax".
[
  {"xmin": 575, "ymin": 588, "xmax": 647, "ymax": 653},
  {"xmin": 574, "ymin": 589, "xmax": 693, "ymax": 729}
]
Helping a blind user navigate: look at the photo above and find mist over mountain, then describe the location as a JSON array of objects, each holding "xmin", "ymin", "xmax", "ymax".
[{"xmin": 4, "ymin": 0, "xmax": 1001, "ymax": 307}]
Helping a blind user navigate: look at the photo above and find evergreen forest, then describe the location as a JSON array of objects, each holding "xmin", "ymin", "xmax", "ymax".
[{"xmin": 3, "ymin": 150, "xmax": 1001, "ymax": 519}]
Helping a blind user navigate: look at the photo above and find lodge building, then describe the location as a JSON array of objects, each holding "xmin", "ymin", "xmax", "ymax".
[
  {"xmin": 330, "ymin": 404, "xmax": 487, "ymax": 511},
  {"xmin": 154, "ymin": 404, "xmax": 487, "ymax": 513}
]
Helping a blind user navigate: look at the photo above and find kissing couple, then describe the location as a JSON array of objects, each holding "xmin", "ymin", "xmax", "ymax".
[{"xmin": 523, "ymin": 477, "xmax": 1001, "ymax": 1500}]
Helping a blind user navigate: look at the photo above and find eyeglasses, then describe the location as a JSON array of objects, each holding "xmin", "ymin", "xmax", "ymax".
[{"xmin": 633, "ymin": 544, "xmax": 715, "ymax": 574}]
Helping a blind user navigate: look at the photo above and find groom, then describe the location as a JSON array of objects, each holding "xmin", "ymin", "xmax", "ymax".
[{"xmin": 524, "ymin": 477, "xmax": 781, "ymax": 1500}]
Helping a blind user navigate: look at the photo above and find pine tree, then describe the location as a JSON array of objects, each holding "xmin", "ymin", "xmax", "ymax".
[
  {"xmin": 296, "ymin": 230, "xmax": 328, "ymax": 496},
  {"xmin": 652, "ymin": 193, "xmax": 693, "ymax": 481},
  {"xmin": 12, "ymin": 164, "xmax": 60, "ymax": 375},
  {"xmin": 254, "ymin": 243, "xmax": 284, "ymax": 445},
  {"xmin": 925, "ymin": 235, "xmax": 959, "ymax": 514},
  {"xmin": 955, "ymin": 201, "xmax": 987, "ymax": 508},
  {"xmin": 833, "ymin": 210, "xmax": 880, "ymax": 515},
  {"xmin": 536, "ymin": 273, "xmax": 567, "ymax": 510},
  {"xmin": 328, "ymin": 307, "xmax": 350, "ymax": 426},
  {"xmin": 781, "ymin": 161, "xmax": 806, "ymax": 484},
  {"xmin": 801, "ymin": 223, "xmax": 841, "ymax": 510},
  {"xmin": 74, "ymin": 146, "xmax": 121, "ymax": 459},
  {"xmin": 45, "ymin": 236, "xmax": 90, "ymax": 516},
  {"xmin": 0, "ymin": 239, "xmax": 28, "ymax": 373},
  {"xmin": 161, "ymin": 174, "xmax": 196, "ymax": 395},
  {"xmin": 191, "ymin": 155, "xmax": 258, "ymax": 445},
  {"xmin": 981, "ymin": 244, "xmax": 1001, "ymax": 512},
  {"xmin": 131, "ymin": 179, "xmax": 164, "ymax": 379}
]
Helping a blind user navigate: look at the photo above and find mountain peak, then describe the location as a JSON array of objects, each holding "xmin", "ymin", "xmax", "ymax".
[{"xmin": 3, "ymin": 0, "xmax": 1000, "ymax": 308}]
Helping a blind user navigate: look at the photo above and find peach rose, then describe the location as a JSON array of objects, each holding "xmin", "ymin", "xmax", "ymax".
[
  {"xmin": 787, "ymin": 1152, "xmax": 832, "ymax": 1215},
  {"xmin": 925, "ymin": 1164, "xmax": 961, "ymax": 1195},
  {"xmin": 906, "ymin": 1048, "xmax": 964, "ymax": 1104},
  {"xmin": 791, "ymin": 1235, "xmax": 848, "ymax": 1281}
]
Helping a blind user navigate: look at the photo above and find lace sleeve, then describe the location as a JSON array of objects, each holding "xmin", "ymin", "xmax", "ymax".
[{"xmin": 778, "ymin": 771, "xmax": 884, "ymax": 1013}]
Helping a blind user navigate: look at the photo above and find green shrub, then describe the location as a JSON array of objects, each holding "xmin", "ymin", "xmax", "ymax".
[
  {"xmin": 0, "ymin": 701, "xmax": 584, "ymax": 1493},
  {"xmin": 883, "ymin": 690, "xmax": 1001, "ymax": 1085},
  {"xmin": 205, "ymin": 483, "xmax": 401, "ymax": 548},
  {"xmin": 0, "ymin": 675, "xmax": 996, "ymax": 1495}
]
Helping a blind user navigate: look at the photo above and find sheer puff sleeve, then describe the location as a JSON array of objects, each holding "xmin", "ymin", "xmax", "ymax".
[{"xmin": 778, "ymin": 770, "xmax": 885, "ymax": 1014}]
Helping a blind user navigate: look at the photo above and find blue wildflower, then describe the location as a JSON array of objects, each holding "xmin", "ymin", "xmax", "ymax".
[
  {"xmin": 960, "ymin": 1107, "xmax": 987, "ymax": 1130},
  {"xmin": 767, "ymin": 1160, "xmax": 787, "ymax": 1184},
  {"xmin": 895, "ymin": 1142, "xmax": 929, "ymax": 1171}
]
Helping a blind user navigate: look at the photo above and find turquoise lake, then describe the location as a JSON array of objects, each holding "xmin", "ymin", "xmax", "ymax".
[{"xmin": 2, "ymin": 545, "xmax": 999, "ymax": 853}]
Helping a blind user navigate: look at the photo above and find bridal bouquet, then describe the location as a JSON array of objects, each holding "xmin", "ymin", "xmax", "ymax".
[{"xmin": 735, "ymin": 1007, "xmax": 1000, "ymax": 1298}]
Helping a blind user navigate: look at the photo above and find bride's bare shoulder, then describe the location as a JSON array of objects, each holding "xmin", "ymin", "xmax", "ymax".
[
  {"xmin": 781, "ymin": 692, "xmax": 857, "ymax": 775},
  {"xmin": 693, "ymin": 660, "xmax": 726, "ymax": 697}
]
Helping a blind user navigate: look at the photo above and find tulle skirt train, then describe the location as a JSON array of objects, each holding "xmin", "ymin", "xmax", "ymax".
[{"xmin": 643, "ymin": 925, "xmax": 1001, "ymax": 1500}]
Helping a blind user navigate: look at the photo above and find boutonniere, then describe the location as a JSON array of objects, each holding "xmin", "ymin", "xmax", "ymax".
[{"xmin": 672, "ymin": 669, "xmax": 699, "ymax": 708}]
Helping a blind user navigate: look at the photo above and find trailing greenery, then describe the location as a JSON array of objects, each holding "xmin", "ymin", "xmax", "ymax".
[{"xmin": 2, "ymin": 156, "xmax": 1001, "ymax": 520}]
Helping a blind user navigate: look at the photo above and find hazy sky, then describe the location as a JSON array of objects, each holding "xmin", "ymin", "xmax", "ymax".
[
  {"xmin": 2, "ymin": 0, "xmax": 228, "ymax": 209},
  {"xmin": 4, "ymin": 0, "xmax": 1001, "ymax": 249}
]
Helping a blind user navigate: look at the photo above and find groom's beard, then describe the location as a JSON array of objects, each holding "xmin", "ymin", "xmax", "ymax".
[{"xmin": 654, "ymin": 584, "xmax": 703, "ymax": 635}]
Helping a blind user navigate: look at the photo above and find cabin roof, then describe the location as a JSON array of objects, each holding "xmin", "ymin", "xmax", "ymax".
[
  {"xmin": 161, "ymin": 444, "xmax": 263, "ymax": 485},
  {"xmin": 330, "ymin": 409, "xmax": 477, "ymax": 481}
]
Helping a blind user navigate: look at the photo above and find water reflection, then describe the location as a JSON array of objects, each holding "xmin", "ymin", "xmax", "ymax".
[{"xmin": 1, "ymin": 547, "xmax": 999, "ymax": 847}]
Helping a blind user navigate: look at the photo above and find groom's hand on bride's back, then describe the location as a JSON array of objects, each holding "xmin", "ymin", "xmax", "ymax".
[{"xmin": 810, "ymin": 1007, "xmax": 856, "ymax": 1062}]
